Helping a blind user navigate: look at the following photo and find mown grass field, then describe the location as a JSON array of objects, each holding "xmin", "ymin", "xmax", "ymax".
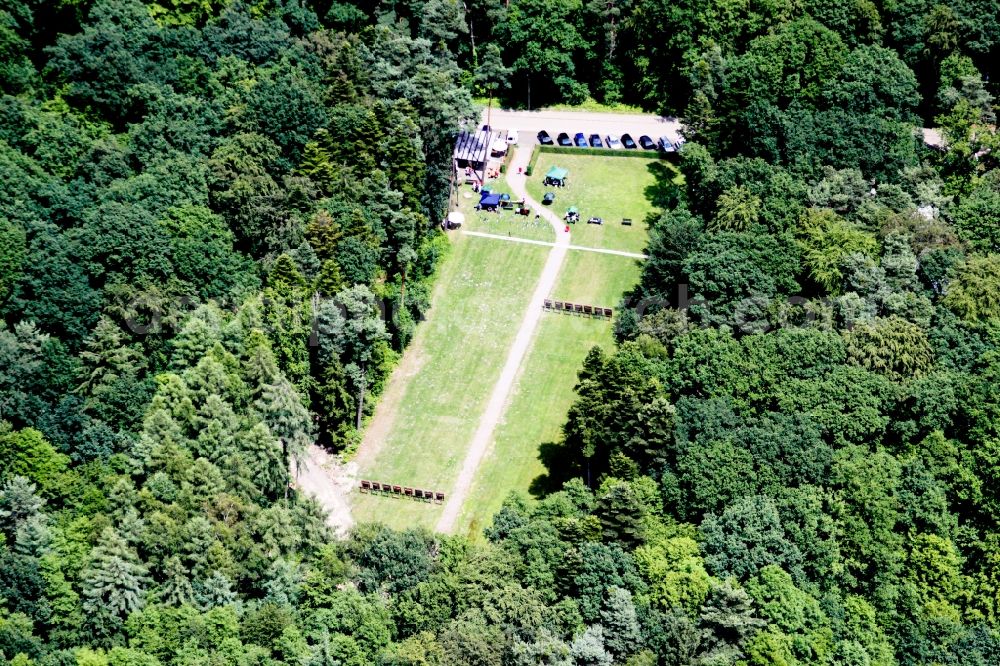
[
  {"xmin": 354, "ymin": 153, "xmax": 654, "ymax": 533},
  {"xmin": 550, "ymin": 249, "xmax": 645, "ymax": 307},
  {"xmin": 454, "ymin": 250, "xmax": 643, "ymax": 537},
  {"xmin": 350, "ymin": 234, "xmax": 550, "ymax": 530},
  {"xmin": 458, "ymin": 173, "xmax": 555, "ymax": 243},
  {"xmin": 526, "ymin": 152, "xmax": 680, "ymax": 254}
]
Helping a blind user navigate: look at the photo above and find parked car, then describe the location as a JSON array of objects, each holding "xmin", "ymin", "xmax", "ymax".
[
  {"xmin": 537, "ymin": 130, "xmax": 553, "ymax": 145},
  {"xmin": 506, "ymin": 130, "xmax": 519, "ymax": 144},
  {"xmin": 589, "ymin": 134, "xmax": 603, "ymax": 147},
  {"xmin": 605, "ymin": 135, "xmax": 622, "ymax": 149},
  {"xmin": 557, "ymin": 132, "xmax": 572, "ymax": 146},
  {"xmin": 658, "ymin": 136, "xmax": 675, "ymax": 152},
  {"xmin": 639, "ymin": 135, "xmax": 656, "ymax": 150},
  {"xmin": 621, "ymin": 133, "xmax": 637, "ymax": 149},
  {"xmin": 574, "ymin": 132, "xmax": 588, "ymax": 147}
]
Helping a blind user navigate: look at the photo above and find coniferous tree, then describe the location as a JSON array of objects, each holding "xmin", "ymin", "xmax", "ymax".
[
  {"xmin": 13, "ymin": 512, "xmax": 51, "ymax": 558},
  {"xmin": 196, "ymin": 571, "xmax": 238, "ymax": 610},
  {"xmin": 0, "ymin": 476, "xmax": 43, "ymax": 533},
  {"xmin": 570, "ymin": 625, "xmax": 613, "ymax": 666},
  {"xmin": 193, "ymin": 393, "xmax": 242, "ymax": 464},
  {"xmin": 243, "ymin": 421, "xmax": 287, "ymax": 499},
  {"xmin": 81, "ymin": 527, "xmax": 151, "ymax": 642},
  {"xmin": 159, "ymin": 555, "xmax": 194, "ymax": 607},
  {"xmin": 600, "ymin": 586, "xmax": 643, "ymax": 661},
  {"xmin": 256, "ymin": 378, "xmax": 313, "ymax": 479},
  {"xmin": 697, "ymin": 581, "xmax": 766, "ymax": 663}
]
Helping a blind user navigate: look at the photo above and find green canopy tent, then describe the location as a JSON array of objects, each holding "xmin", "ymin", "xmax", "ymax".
[{"xmin": 544, "ymin": 166, "xmax": 569, "ymax": 186}]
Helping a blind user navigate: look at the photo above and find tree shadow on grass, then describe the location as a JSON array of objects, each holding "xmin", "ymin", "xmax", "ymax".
[
  {"xmin": 529, "ymin": 440, "xmax": 575, "ymax": 498},
  {"xmin": 644, "ymin": 161, "xmax": 683, "ymax": 211}
]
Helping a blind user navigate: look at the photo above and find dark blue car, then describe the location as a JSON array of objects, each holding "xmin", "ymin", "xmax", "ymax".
[{"xmin": 574, "ymin": 132, "xmax": 587, "ymax": 147}]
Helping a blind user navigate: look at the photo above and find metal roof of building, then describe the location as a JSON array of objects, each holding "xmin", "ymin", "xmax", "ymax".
[{"xmin": 454, "ymin": 130, "xmax": 496, "ymax": 163}]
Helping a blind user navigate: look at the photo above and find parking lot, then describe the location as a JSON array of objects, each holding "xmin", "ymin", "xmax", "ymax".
[{"xmin": 481, "ymin": 108, "xmax": 684, "ymax": 149}]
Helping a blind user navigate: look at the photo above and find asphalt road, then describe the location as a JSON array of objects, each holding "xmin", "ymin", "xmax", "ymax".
[{"xmin": 480, "ymin": 108, "xmax": 684, "ymax": 147}]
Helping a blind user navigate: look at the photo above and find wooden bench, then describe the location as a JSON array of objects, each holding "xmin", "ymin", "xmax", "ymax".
[
  {"xmin": 358, "ymin": 481, "xmax": 448, "ymax": 505},
  {"xmin": 543, "ymin": 299, "xmax": 553, "ymax": 309},
  {"xmin": 604, "ymin": 308, "xmax": 613, "ymax": 317}
]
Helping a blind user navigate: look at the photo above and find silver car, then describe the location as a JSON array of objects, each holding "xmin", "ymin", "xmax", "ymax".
[{"xmin": 605, "ymin": 134, "xmax": 623, "ymax": 149}]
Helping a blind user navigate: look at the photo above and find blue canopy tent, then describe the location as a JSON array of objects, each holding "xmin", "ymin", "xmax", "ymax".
[{"xmin": 478, "ymin": 193, "xmax": 501, "ymax": 210}]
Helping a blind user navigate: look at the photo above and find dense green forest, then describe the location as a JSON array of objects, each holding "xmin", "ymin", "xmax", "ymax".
[{"xmin": 2, "ymin": 0, "xmax": 1000, "ymax": 664}]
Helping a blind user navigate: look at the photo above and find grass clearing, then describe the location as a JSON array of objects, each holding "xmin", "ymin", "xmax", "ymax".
[
  {"xmin": 454, "ymin": 250, "xmax": 642, "ymax": 537},
  {"xmin": 525, "ymin": 152, "xmax": 679, "ymax": 254},
  {"xmin": 456, "ymin": 172, "xmax": 555, "ymax": 243},
  {"xmin": 551, "ymin": 250, "xmax": 644, "ymax": 307},
  {"xmin": 355, "ymin": 155, "xmax": 654, "ymax": 532},
  {"xmin": 351, "ymin": 233, "xmax": 550, "ymax": 530}
]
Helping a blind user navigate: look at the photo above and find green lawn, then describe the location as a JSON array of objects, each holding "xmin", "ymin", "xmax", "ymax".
[
  {"xmin": 351, "ymin": 234, "xmax": 550, "ymax": 530},
  {"xmin": 526, "ymin": 152, "xmax": 679, "ymax": 254},
  {"xmin": 458, "ymin": 174, "xmax": 555, "ymax": 243},
  {"xmin": 550, "ymin": 250, "xmax": 644, "ymax": 307},
  {"xmin": 453, "ymin": 250, "xmax": 642, "ymax": 537}
]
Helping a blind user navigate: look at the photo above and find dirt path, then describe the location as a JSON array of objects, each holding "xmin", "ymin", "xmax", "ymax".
[
  {"xmin": 292, "ymin": 445, "xmax": 358, "ymax": 538},
  {"xmin": 435, "ymin": 146, "xmax": 570, "ymax": 533}
]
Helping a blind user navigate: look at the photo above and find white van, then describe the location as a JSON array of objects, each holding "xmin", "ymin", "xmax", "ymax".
[{"xmin": 506, "ymin": 130, "xmax": 519, "ymax": 145}]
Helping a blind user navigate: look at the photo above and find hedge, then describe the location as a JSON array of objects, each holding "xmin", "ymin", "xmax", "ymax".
[
  {"xmin": 525, "ymin": 144, "xmax": 678, "ymax": 175},
  {"xmin": 499, "ymin": 144, "xmax": 516, "ymax": 173}
]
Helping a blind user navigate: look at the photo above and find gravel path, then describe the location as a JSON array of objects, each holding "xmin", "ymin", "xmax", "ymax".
[
  {"xmin": 292, "ymin": 445, "xmax": 357, "ymax": 538},
  {"xmin": 435, "ymin": 146, "xmax": 570, "ymax": 533}
]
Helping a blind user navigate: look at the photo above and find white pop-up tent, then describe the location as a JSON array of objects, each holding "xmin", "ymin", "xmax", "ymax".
[{"xmin": 446, "ymin": 211, "xmax": 465, "ymax": 229}]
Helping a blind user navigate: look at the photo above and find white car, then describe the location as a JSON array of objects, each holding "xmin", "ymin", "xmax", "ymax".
[
  {"xmin": 506, "ymin": 130, "xmax": 519, "ymax": 145},
  {"xmin": 605, "ymin": 134, "xmax": 622, "ymax": 149}
]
